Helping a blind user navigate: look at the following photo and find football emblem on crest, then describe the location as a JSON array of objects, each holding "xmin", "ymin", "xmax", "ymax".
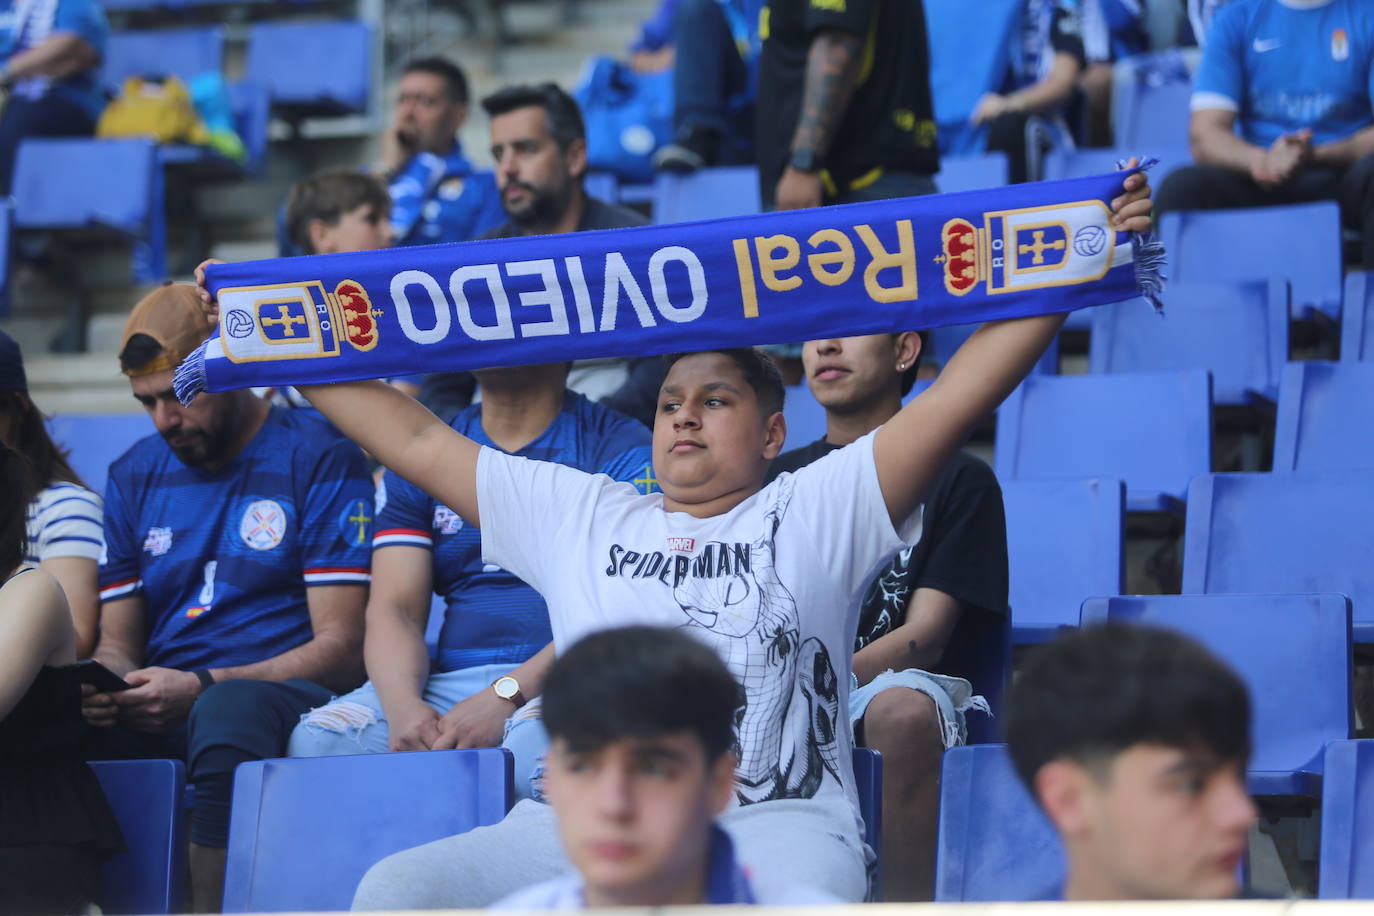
[{"xmin": 241, "ymin": 499, "xmax": 287, "ymax": 550}]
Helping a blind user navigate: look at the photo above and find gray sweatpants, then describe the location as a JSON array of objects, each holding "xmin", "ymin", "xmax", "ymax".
[{"xmin": 351, "ymin": 797, "xmax": 868, "ymax": 909}]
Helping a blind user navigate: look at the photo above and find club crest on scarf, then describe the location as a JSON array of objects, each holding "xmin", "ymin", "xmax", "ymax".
[
  {"xmin": 216, "ymin": 279, "xmax": 382, "ymax": 362},
  {"xmin": 939, "ymin": 200, "xmax": 1116, "ymax": 297}
]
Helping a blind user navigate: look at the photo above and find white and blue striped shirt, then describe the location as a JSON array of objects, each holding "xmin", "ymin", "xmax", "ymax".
[{"xmin": 26, "ymin": 480, "xmax": 104, "ymax": 565}]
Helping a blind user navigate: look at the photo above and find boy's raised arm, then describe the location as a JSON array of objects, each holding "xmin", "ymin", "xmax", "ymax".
[
  {"xmin": 194, "ymin": 261, "xmax": 483, "ymax": 527},
  {"xmin": 873, "ymin": 164, "xmax": 1155, "ymax": 528}
]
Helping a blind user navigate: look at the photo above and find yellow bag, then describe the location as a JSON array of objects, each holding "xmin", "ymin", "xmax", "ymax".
[{"xmin": 96, "ymin": 75, "xmax": 211, "ymax": 145}]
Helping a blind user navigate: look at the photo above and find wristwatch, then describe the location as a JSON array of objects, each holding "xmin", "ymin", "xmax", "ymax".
[
  {"xmin": 788, "ymin": 148, "xmax": 821, "ymax": 174},
  {"xmin": 492, "ymin": 675, "xmax": 526, "ymax": 708}
]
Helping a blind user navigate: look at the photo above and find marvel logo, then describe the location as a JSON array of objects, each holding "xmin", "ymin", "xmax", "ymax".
[{"xmin": 666, "ymin": 537, "xmax": 695, "ymax": 553}]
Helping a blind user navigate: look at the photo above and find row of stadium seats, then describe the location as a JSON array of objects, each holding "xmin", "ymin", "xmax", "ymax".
[{"xmin": 936, "ymin": 595, "xmax": 1370, "ymax": 901}]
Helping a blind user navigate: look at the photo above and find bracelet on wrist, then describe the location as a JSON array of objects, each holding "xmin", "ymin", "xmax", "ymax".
[{"xmin": 193, "ymin": 669, "xmax": 216, "ymax": 692}]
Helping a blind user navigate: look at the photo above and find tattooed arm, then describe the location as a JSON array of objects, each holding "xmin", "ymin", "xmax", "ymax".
[{"xmin": 775, "ymin": 28, "xmax": 864, "ymax": 210}]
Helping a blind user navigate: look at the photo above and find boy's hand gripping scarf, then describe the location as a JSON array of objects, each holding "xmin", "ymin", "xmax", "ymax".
[{"xmin": 176, "ymin": 164, "xmax": 1164, "ymax": 403}]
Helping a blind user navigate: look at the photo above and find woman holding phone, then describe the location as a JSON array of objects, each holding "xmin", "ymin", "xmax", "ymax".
[{"xmin": 0, "ymin": 442, "xmax": 123, "ymax": 915}]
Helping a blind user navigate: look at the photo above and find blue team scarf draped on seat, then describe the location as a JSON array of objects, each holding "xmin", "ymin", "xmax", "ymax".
[{"xmin": 175, "ymin": 164, "xmax": 1163, "ymax": 403}]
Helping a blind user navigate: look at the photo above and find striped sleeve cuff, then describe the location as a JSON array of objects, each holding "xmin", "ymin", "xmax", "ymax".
[
  {"xmin": 372, "ymin": 528, "xmax": 433, "ymax": 549},
  {"xmin": 303, "ymin": 567, "xmax": 372, "ymax": 585},
  {"xmin": 99, "ymin": 577, "xmax": 142, "ymax": 602}
]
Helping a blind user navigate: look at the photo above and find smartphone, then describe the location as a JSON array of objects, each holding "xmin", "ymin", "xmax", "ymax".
[{"xmin": 70, "ymin": 659, "xmax": 132, "ymax": 693}]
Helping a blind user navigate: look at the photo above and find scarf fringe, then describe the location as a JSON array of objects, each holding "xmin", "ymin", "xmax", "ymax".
[
  {"xmin": 174, "ymin": 342, "xmax": 207, "ymax": 404},
  {"xmin": 1115, "ymin": 156, "xmax": 1167, "ymax": 313}
]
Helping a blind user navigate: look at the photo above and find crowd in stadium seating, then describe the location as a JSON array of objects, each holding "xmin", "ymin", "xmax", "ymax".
[{"xmin": 3, "ymin": 0, "xmax": 1374, "ymax": 911}]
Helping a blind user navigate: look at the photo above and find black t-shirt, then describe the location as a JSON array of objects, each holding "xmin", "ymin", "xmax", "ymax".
[
  {"xmin": 755, "ymin": 0, "xmax": 940, "ymax": 204},
  {"xmin": 481, "ymin": 195, "xmax": 647, "ymax": 240},
  {"xmin": 767, "ymin": 441, "xmax": 1008, "ymax": 660}
]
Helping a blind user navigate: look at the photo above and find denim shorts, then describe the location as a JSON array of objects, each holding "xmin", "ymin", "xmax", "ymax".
[{"xmin": 848, "ymin": 668, "xmax": 990, "ymax": 750}]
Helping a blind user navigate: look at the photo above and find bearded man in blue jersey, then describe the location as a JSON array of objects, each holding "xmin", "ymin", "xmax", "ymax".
[
  {"xmin": 1156, "ymin": 0, "xmax": 1374, "ymax": 267},
  {"xmin": 82, "ymin": 284, "xmax": 374, "ymax": 911}
]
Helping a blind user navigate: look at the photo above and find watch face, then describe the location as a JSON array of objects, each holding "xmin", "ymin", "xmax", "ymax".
[{"xmin": 494, "ymin": 677, "xmax": 519, "ymax": 699}]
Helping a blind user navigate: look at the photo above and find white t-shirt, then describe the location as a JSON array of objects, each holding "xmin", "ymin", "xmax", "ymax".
[
  {"xmin": 477, "ymin": 430, "xmax": 920, "ymax": 833},
  {"xmin": 491, "ymin": 870, "xmax": 842, "ymax": 909}
]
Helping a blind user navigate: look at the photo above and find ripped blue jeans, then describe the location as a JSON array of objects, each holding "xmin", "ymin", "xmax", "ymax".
[{"xmin": 286, "ymin": 663, "xmax": 549, "ymax": 800}]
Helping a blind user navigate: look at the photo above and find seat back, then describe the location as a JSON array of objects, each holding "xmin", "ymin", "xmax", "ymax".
[
  {"xmin": 1160, "ymin": 202, "xmax": 1343, "ymax": 320},
  {"xmin": 101, "ymin": 27, "xmax": 225, "ymax": 96},
  {"xmin": 651, "ymin": 166, "xmax": 760, "ymax": 224},
  {"xmin": 1341, "ymin": 271, "xmax": 1374, "ymax": 362},
  {"xmin": 939, "ymin": 609, "xmax": 1010, "ymax": 743},
  {"xmin": 1003, "ymin": 478, "xmax": 1124, "ymax": 644},
  {"xmin": 935, "ymin": 153, "xmax": 1010, "ymax": 194},
  {"xmin": 780, "ymin": 383, "xmax": 827, "ymax": 452},
  {"xmin": 90, "ymin": 759, "xmax": 187, "ymax": 915},
  {"xmin": 1079, "ymin": 594, "xmax": 1352, "ymax": 793},
  {"xmin": 222, "ymin": 749, "xmax": 513, "ymax": 912},
  {"xmin": 245, "ymin": 21, "xmax": 372, "ymax": 117},
  {"xmin": 584, "ymin": 171, "xmax": 620, "ymax": 207},
  {"xmin": 1183, "ymin": 472, "xmax": 1374, "ymax": 642},
  {"xmin": 1041, "ymin": 146, "xmax": 1189, "ymax": 182},
  {"xmin": 1319, "ymin": 740, "xmax": 1374, "ymax": 899},
  {"xmin": 851, "ymin": 746, "xmax": 882, "ymax": 863},
  {"xmin": 1274, "ymin": 362, "xmax": 1374, "ymax": 471},
  {"xmin": 13, "ymin": 139, "xmax": 158, "ymax": 234},
  {"xmin": 996, "ymin": 370, "xmax": 1212, "ymax": 510},
  {"xmin": 935, "ymin": 744, "xmax": 1062, "ymax": 901},
  {"xmin": 1114, "ymin": 77, "xmax": 1192, "ymax": 150},
  {"xmin": 1089, "ymin": 280, "xmax": 1289, "ymax": 405},
  {"xmin": 47, "ymin": 413, "xmax": 150, "ymax": 494},
  {"xmin": 925, "ymin": 0, "xmax": 1021, "ymax": 154}
]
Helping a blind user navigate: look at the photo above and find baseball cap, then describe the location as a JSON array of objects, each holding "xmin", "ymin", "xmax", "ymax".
[
  {"xmin": 119, "ymin": 284, "xmax": 214, "ymax": 377},
  {"xmin": 0, "ymin": 329, "xmax": 26, "ymax": 392}
]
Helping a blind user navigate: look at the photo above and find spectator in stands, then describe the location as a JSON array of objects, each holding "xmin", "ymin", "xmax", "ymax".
[
  {"xmin": 378, "ymin": 57, "xmax": 504, "ymax": 247},
  {"xmin": 1005, "ymin": 622, "xmax": 1256, "ymax": 900},
  {"xmin": 288, "ymin": 360, "xmax": 656, "ymax": 803},
  {"xmin": 480, "ymin": 82, "xmax": 648, "ymax": 403},
  {"xmin": 192, "ymin": 169, "xmax": 1154, "ymax": 909},
  {"xmin": 1155, "ymin": 0, "xmax": 1374, "ymax": 268},
  {"xmin": 764, "ymin": 332, "xmax": 1008, "ymax": 901},
  {"xmin": 492, "ymin": 626, "xmax": 837, "ymax": 908},
  {"xmin": 755, "ymin": 0, "xmax": 939, "ymax": 209},
  {"xmin": 0, "ymin": 0, "xmax": 107, "ymax": 195},
  {"xmin": 972, "ymin": 0, "xmax": 1087, "ymax": 184},
  {"xmin": 285, "ymin": 168, "xmax": 395, "ymax": 257},
  {"xmin": 82, "ymin": 285, "xmax": 372, "ymax": 911},
  {"xmin": 1187, "ymin": 0, "xmax": 1238, "ymax": 46},
  {"xmin": 651, "ymin": 0, "xmax": 759, "ymax": 173},
  {"xmin": 0, "ymin": 330, "xmax": 102, "ymax": 657},
  {"xmin": 1080, "ymin": 0, "xmax": 1149, "ymax": 147},
  {"xmin": 0, "ymin": 442, "xmax": 124, "ymax": 916}
]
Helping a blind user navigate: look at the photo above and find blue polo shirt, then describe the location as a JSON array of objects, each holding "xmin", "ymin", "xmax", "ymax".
[
  {"xmin": 99, "ymin": 408, "xmax": 374, "ymax": 671},
  {"xmin": 373, "ymin": 392, "xmax": 655, "ymax": 672},
  {"xmin": 1193, "ymin": 0, "xmax": 1374, "ymax": 148},
  {"xmin": 0, "ymin": 0, "xmax": 108, "ymax": 119}
]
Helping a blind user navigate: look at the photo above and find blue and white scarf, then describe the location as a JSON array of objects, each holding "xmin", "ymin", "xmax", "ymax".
[{"xmin": 176, "ymin": 165, "xmax": 1163, "ymax": 403}]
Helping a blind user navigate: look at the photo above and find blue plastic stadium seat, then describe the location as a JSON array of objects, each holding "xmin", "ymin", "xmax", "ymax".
[
  {"xmin": 583, "ymin": 171, "xmax": 619, "ymax": 207},
  {"xmin": 0, "ymin": 198, "xmax": 11, "ymax": 317},
  {"xmin": 1004, "ymin": 478, "xmax": 1124, "ymax": 646},
  {"xmin": 926, "ymin": 0, "xmax": 1021, "ymax": 154},
  {"xmin": 1183, "ymin": 472, "xmax": 1374, "ymax": 643},
  {"xmin": 1274, "ymin": 362, "xmax": 1374, "ymax": 471},
  {"xmin": 1113, "ymin": 72, "xmax": 1192, "ymax": 150},
  {"xmin": 996, "ymin": 370, "xmax": 1212, "ymax": 514},
  {"xmin": 781, "ymin": 383, "xmax": 826, "ymax": 451},
  {"xmin": 47, "ymin": 413, "xmax": 150, "ymax": 494},
  {"xmin": 1089, "ymin": 280, "xmax": 1289, "ymax": 405},
  {"xmin": 1342, "ymin": 271, "xmax": 1374, "ymax": 362},
  {"xmin": 101, "ymin": 27, "xmax": 225, "ymax": 96},
  {"xmin": 1041, "ymin": 147, "xmax": 1189, "ymax": 183},
  {"xmin": 1319, "ymin": 740, "xmax": 1374, "ymax": 899},
  {"xmin": 90, "ymin": 759, "xmax": 187, "ymax": 915},
  {"xmin": 852, "ymin": 746, "xmax": 882, "ymax": 898},
  {"xmin": 222, "ymin": 749, "xmax": 513, "ymax": 912},
  {"xmin": 1079, "ymin": 594, "xmax": 1353, "ymax": 798},
  {"xmin": 937, "ymin": 608, "xmax": 1010, "ymax": 743},
  {"xmin": 935, "ymin": 744, "xmax": 1062, "ymax": 901},
  {"xmin": 1159, "ymin": 202, "xmax": 1343, "ymax": 321},
  {"xmin": 245, "ymin": 21, "xmax": 372, "ymax": 118},
  {"xmin": 12, "ymin": 138, "xmax": 166, "ymax": 283},
  {"xmin": 651, "ymin": 166, "xmax": 760, "ymax": 224},
  {"xmin": 935, "ymin": 153, "xmax": 1009, "ymax": 194},
  {"xmin": 927, "ymin": 322, "xmax": 1059, "ymax": 376}
]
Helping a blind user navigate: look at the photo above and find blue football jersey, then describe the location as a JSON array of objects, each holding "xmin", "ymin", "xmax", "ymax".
[
  {"xmin": 99, "ymin": 407, "xmax": 374, "ymax": 671},
  {"xmin": 373, "ymin": 392, "xmax": 655, "ymax": 672},
  {"xmin": 1194, "ymin": 0, "xmax": 1374, "ymax": 148}
]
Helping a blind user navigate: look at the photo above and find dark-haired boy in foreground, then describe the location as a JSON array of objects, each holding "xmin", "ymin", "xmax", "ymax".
[
  {"xmin": 493, "ymin": 626, "xmax": 837, "ymax": 908},
  {"xmin": 1005, "ymin": 622, "xmax": 1257, "ymax": 901},
  {"xmin": 194, "ymin": 167, "xmax": 1154, "ymax": 907}
]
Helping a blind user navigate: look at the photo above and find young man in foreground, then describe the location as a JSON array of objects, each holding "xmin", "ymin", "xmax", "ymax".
[
  {"xmin": 1005, "ymin": 622, "xmax": 1257, "ymax": 901},
  {"xmin": 195, "ymin": 167, "xmax": 1154, "ymax": 907},
  {"xmin": 494, "ymin": 625, "xmax": 836, "ymax": 908}
]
